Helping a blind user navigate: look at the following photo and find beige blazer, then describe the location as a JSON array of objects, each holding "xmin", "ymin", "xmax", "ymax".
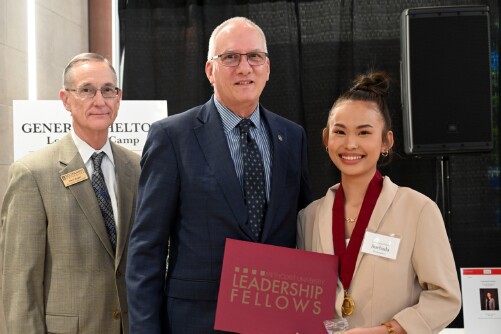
[
  {"xmin": 0, "ymin": 134, "xmax": 140, "ymax": 334},
  {"xmin": 297, "ymin": 176, "xmax": 461, "ymax": 334}
]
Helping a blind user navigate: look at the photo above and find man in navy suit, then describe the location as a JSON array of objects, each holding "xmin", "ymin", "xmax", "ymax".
[{"xmin": 126, "ymin": 16, "xmax": 313, "ymax": 333}]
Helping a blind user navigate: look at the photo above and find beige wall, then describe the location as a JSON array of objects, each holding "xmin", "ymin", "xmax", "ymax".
[
  {"xmin": 0, "ymin": 1, "xmax": 88, "ymax": 332},
  {"xmin": 0, "ymin": 0, "xmax": 88, "ymax": 200}
]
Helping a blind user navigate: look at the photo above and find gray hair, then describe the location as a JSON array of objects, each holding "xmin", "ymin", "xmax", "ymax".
[
  {"xmin": 207, "ymin": 17, "xmax": 268, "ymax": 60},
  {"xmin": 63, "ymin": 53, "xmax": 117, "ymax": 88}
]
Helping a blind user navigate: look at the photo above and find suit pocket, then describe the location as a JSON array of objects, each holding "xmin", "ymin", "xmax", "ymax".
[{"xmin": 45, "ymin": 314, "xmax": 78, "ymax": 334}]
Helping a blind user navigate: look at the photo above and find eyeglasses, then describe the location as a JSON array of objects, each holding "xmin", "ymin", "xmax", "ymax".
[
  {"xmin": 211, "ymin": 52, "xmax": 268, "ymax": 67},
  {"xmin": 66, "ymin": 86, "xmax": 120, "ymax": 99}
]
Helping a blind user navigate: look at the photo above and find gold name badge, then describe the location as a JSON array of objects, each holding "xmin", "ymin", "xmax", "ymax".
[{"xmin": 60, "ymin": 168, "xmax": 89, "ymax": 187}]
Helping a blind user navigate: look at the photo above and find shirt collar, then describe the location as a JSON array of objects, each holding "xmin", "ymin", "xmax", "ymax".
[
  {"xmin": 71, "ymin": 130, "xmax": 115, "ymax": 166},
  {"xmin": 213, "ymin": 96, "xmax": 261, "ymax": 133}
]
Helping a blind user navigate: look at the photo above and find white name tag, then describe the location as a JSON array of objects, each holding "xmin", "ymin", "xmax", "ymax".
[{"xmin": 361, "ymin": 231, "xmax": 400, "ymax": 260}]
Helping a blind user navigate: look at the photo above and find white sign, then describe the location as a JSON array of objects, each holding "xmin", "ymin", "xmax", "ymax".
[
  {"xmin": 460, "ymin": 268, "xmax": 501, "ymax": 334},
  {"xmin": 13, "ymin": 100, "xmax": 167, "ymax": 160}
]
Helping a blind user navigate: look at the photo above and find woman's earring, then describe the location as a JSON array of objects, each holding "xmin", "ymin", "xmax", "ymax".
[
  {"xmin": 381, "ymin": 150, "xmax": 389, "ymax": 157},
  {"xmin": 325, "ymin": 146, "xmax": 329, "ymax": 153}
]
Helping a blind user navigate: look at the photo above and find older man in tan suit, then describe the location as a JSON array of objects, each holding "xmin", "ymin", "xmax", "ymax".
[{"xmin": 0, "ymin": 53, "xmax": 140, "ymax": 334}]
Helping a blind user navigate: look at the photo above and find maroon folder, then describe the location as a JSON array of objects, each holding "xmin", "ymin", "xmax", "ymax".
[{"xmin": 215, "ymin": 239, "xmax": 339, "ymax": 333}]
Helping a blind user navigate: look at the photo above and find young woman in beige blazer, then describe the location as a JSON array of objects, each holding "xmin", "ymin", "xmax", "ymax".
[{"xmin": 297, "ymin": 72, "xmax": 461, "ymax": 334}]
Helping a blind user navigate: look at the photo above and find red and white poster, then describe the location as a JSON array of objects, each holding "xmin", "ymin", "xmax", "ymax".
[
  {"xmin": 215, "ymin": 239, "xmax": 339, "ymax": 334},
  {"xmin": 461, "ymin": 268, "xmax": 501, "ymax": 334}
]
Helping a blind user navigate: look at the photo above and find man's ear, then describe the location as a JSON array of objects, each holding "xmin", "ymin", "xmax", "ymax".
[
  {"xmin": 265, "ymin": 57, "xmax": 270, "ymax": 82},
  {"xmin": 59, "ymin": 89, "xmax": 71, "ymax": 112},
  {"xmin": 205, "ymin": 60, "xmax": 214, "ymax": 85}
]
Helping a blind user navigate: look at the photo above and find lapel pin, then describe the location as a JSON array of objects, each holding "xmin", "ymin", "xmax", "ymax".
[{"xmin": 278, "ymin": 134, "xmax": 283, "ymax": 142}]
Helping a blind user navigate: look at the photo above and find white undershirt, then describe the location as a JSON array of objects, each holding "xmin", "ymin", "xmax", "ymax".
[{"xmin": 71, "ymin": 130, "xmax": 118, "ymax": 225}]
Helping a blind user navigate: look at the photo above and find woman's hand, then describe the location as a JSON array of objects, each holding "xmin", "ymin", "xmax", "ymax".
[
  {"xmin": 345, "ymin": 327, "xmax": 384, "ymax": 334},
  {"xmin": 344, "ymin": 320, "xmax": 406, "ymax": 334}
]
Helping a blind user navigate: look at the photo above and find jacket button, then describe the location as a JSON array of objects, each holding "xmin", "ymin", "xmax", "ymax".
[{"xmin": 112, "ymin": 311, "xmax": 121, "ymax": 319}]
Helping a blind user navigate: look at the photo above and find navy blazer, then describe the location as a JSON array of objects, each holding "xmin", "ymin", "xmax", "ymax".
[{"xmin": 126, "ymin": 97, "xmax": 313, "ymax": 333}]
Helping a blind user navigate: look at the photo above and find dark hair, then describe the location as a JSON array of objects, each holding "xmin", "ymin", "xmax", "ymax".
[{"xmin": 325, "ymin": 71, "xmax": 393, "ymax": 160}]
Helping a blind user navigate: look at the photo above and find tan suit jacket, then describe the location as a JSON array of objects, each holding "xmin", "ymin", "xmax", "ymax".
[
  {"xmin": 297, "ymin": 176, "xmax": 461, "ymax": 334},
  {"xmin": 0, "ymin": 134, "xmax": 140, "ymax": 334}
]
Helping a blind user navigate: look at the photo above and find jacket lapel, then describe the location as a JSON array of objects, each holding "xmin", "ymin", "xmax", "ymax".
[
  {"xmin": 259, "ymin": 109, "xmax": 289, "ymax": 240},
  {"xmin": 112, "ymin": 143, "xmax": 135, "ymax": 267},
  {"xmin": 352, "ymin": 177, "xmax": 399, "ymax": 276},
  {"xmin": 193, "ymin": 99, "xmax": 251, "ymax": 238},
  {"xmin": 317, "ymin": 185, "xmax": 337, "ymax": 255},
  {"xmin": 57, "ymin": 134, "xmax": 115, "ymax": 258}
]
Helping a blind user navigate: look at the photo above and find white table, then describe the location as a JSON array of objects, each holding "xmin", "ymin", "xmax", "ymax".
[{"xmin": 439, "ymin": 329, "xmax": 464, "ymax": 334}]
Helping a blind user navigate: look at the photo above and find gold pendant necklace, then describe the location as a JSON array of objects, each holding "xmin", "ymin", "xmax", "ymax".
[
  {"xmin": 344, "ymin": 217, "xmax": 357, "ymax": 224},
  {"xmin": 342, "ymin": 290, "xmax": 355, "ymax": 316}
]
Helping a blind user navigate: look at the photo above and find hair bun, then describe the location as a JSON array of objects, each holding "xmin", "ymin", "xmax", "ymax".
[{"xmin": 351, "ymin": 71, "xmax": 390, "ymax": 97}]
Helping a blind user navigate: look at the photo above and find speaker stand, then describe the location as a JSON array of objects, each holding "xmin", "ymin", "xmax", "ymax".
[{"xmin": 437, "ymin": 156, "xmax": 453, "ymax": 247}]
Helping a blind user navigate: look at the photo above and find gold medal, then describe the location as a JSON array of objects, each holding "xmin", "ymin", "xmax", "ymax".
[{"xmin": 342, "ymin": 291, "xmax": 355, "ymax": 316}]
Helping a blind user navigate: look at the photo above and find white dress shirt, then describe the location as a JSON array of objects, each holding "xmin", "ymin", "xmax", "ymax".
[{"xmin": 71, "ymin": 130, "xmax": 118, "ymax": 225}]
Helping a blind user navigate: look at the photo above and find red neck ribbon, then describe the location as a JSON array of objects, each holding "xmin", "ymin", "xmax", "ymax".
[{"xmin": 332, "ymin": 170, "xmax": 383, "ymax": 291}]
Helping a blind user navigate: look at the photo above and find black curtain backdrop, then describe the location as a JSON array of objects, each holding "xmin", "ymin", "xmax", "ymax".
[{"xmin": 119, "ymin": 0, "xmax": 500, "ymax": 328}]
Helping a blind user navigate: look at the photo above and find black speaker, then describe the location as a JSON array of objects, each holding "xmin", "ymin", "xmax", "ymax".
[{"xmin": 400, "ymin": 6, "xmax": 493, "ymax": 155}]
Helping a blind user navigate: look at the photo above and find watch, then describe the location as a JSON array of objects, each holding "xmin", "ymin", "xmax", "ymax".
[{"xmin": 382, "ymin": 321, "xmax": 395, "ymax": 334}]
